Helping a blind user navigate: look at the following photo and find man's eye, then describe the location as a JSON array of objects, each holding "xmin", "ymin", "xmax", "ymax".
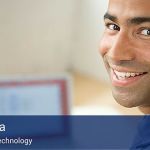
[
  {"xmin": 106, "ymin": 24, "xmax": 120, "ymax": 31},
  {"xmin": 140, "ymin": 29, "xmax": 150, "ymax": 36}
]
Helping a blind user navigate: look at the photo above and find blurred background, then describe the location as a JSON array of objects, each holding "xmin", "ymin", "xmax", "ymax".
[{"xmin": 0, "ymin": 0, "xmax": 142, "ymax": 115}]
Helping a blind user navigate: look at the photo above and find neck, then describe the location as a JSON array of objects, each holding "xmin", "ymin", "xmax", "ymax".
[{"xmin": 138, "ymin": 106, "xmax": 150, "ymax": 114}]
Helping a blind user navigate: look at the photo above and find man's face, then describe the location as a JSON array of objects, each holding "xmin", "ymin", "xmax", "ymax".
[{"xmin": 99, "ymin": 0, "xmax": 150, "ymax": 108}]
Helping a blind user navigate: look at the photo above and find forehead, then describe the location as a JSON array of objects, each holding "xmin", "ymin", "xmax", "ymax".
[{"xmin": 108, "ymin": 0, "xmax": 150, "ymax": 19}]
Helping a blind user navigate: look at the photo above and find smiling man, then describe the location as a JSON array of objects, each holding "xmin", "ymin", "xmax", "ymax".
[{"xmin": 99, "ymin": 0, "xmax": 150, "ymax": 114}]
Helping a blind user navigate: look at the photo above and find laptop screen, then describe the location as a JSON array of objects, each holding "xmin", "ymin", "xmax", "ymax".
[{"xmin": 0, "ymin": 75, "xmax": 71, "ymax": 115}]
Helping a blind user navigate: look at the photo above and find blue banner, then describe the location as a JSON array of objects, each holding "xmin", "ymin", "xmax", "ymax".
[{"xmin": 0, "ymin": 116, "xmax": 148, "ymax": 149}]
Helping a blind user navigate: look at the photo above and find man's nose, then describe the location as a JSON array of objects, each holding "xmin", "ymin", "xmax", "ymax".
[{"xmin": 107, "ymin": 31, "xmax": 135, "ymax": 62}]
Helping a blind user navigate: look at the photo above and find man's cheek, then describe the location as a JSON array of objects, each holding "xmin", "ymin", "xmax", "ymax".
[
  {"xmin": 137, "ymin": 50, "xmax": 150, "ymax": 64},
  {"xmin": 99, "ymin": 36, "xmax": 111, "ymax": 57}
]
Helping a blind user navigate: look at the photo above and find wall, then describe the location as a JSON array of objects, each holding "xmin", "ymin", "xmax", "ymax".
[
  {"xmin": 71, "ymin": 0, "xmax": 109, "ymax": 81},
  {"xmin": 0, "ymin": 0, "xmax": 75, "ymax": 75},
  {"xmin": 0, "ymin": 0, "xmax": 109, "ymax": 82}
]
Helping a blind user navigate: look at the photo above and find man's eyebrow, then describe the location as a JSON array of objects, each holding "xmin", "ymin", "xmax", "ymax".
[
  {"xmin": 104, "ymin": 12, "xmax": 150, "ymax": 25},
  {"xmin": 129, "ymin": 17, "xmax": 150, "ymax": 25},
  {"xmin": 104, "ymin": 12, "xmax": 117, "ymax": 22}
]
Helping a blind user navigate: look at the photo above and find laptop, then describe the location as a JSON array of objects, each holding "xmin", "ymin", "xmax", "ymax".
[{"xmin": 0, "ymin": 74, "xmax": 72, "ymax": 115}]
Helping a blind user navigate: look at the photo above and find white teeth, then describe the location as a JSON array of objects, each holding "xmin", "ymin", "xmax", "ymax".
[
  {"xmin": 131, "ymin": 73, "xmax": 136, "ymax": 77},
  {"xmin": 113, "ymin": 70, "xmax": 144, "ymax": 79},
  {"xmin": 118, "ymin": 76, "xmax": 125, "ymax": 80},
  {"xmin": 136, "ymin": 73, "xmax": 140, "ymax": 75},
  {"xmin": 126, "ymin": 73, "xmax": 130, "ymax": 77}
]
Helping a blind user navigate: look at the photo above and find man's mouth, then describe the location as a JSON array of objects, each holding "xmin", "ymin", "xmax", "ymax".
[
  {"xmin": 113, "ymin": 70, "xmax": 147, "ymax": 80},
  {"xmin": 110, "ymin": 69, "xmax": 148, "ymax": 86}
]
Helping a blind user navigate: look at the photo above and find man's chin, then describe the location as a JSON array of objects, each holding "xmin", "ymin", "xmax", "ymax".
[{"xmin": 112, "ymin": 92, "xmax": 139, "ymax": 108}]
